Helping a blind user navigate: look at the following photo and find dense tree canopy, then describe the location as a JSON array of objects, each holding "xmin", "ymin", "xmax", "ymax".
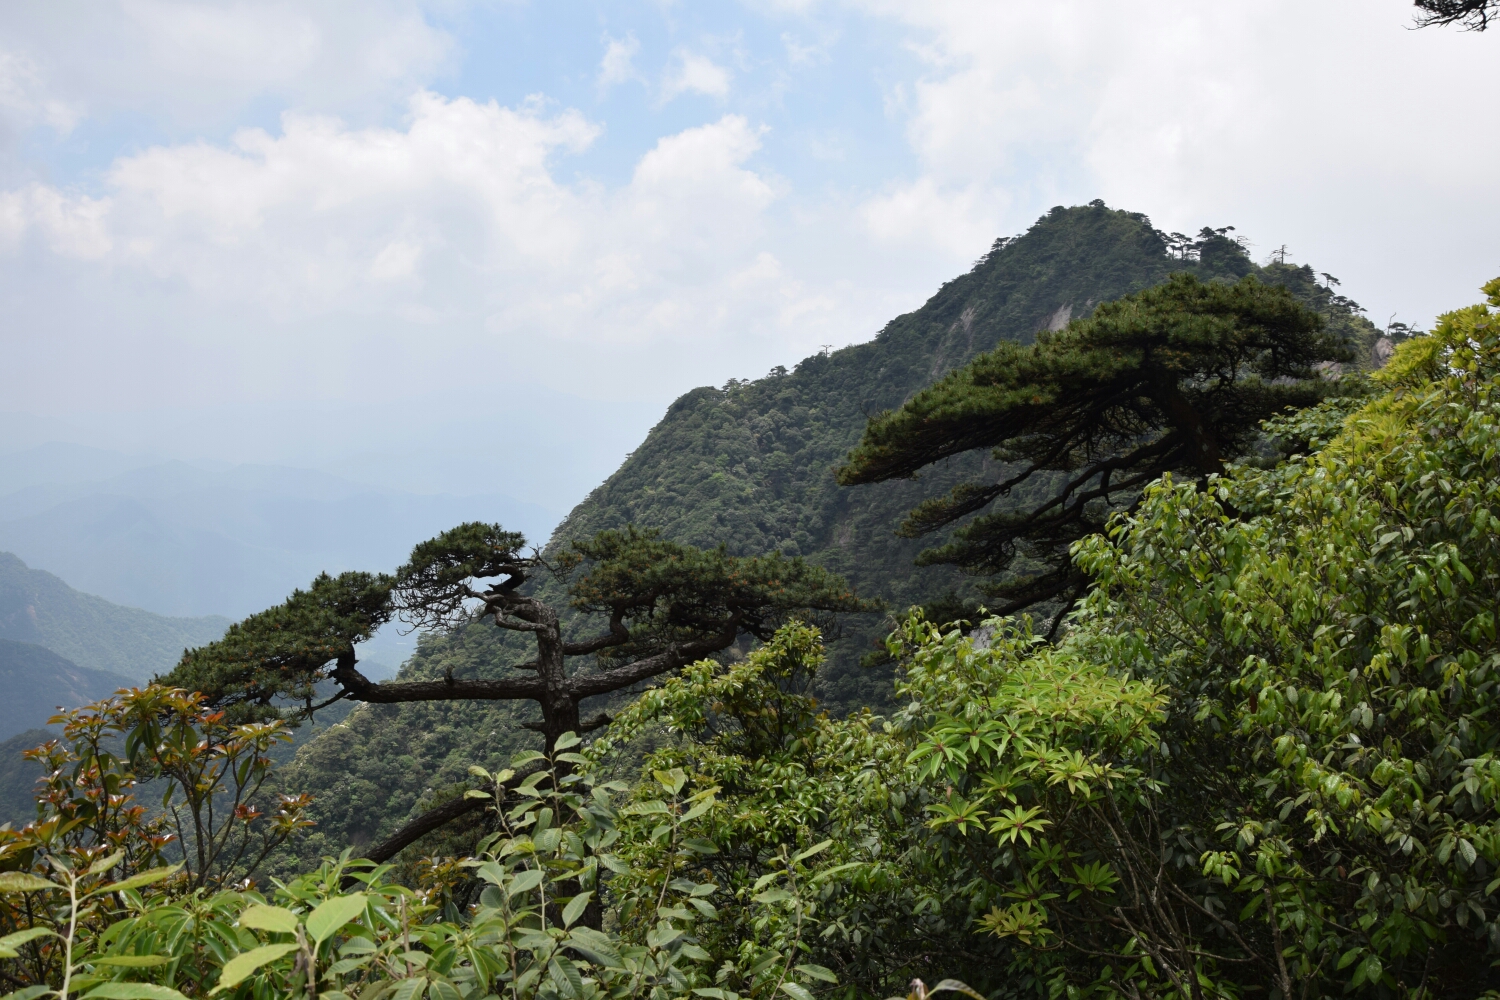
[
  {"xmin": 837, "ymin": 272, "xmax": 1348, "ymax": 619},
  {"xmin": 2, "ymin": 278, "xmax": 1497, "ymax": 1000},
  {"xmin": 593, "ymin": 277, "xmax": 1500, "ymax": 999},
  {"xmin": 161, "ymin": 521, "xmax": 873, "ymax": 858}
]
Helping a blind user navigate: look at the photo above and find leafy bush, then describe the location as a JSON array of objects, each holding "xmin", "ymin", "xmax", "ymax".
[
  {"xmin": 2, "ymin": 277, "xmax": 1493, "ymax": 1000},
  {"xmin": 892, "ymin": 278, "xmax": 1500, "ymax": 998},
  {"xmin": 0, "ymin": 708, "xmax": 817, "ymax": 1000}
]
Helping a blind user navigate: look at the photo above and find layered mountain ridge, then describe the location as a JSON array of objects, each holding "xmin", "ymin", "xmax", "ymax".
[{"xmin": 0, "ymin": 551, "xmax": 229, "ymax": 681}]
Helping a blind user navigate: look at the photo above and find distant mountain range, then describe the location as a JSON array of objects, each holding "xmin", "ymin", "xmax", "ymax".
[
  {"xmin": 0, "ymin": 553, "xmax": 360, "ymax": 823},
  {"xmin": 0, "ymin": 446, "xmax": 561, "ymax": 620},
  {"xmin": 0, "ymin": 727, "xmax": 51, "ymax": 826},
  {"xmin": 0, "ymin": 638, "xmax": 133, "ymax": 741},
  {"xmin": 0, "ymin": 551, "xmax": 229, "ymax": 680}
]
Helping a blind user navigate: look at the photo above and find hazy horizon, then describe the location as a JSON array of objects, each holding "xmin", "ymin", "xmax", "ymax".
[{"xmin": 3, "ymin": 0, "xmax": 1495, "ymax": 623}]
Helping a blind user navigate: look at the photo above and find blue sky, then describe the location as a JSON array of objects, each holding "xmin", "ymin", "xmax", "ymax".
[{"xmin": 1, "ymin": 1, "xmax": 1497, "ymax": 511}]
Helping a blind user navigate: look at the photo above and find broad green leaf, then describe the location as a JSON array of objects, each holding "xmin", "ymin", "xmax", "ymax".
[
  {"xmin": 0, "ymin": 928, "xmax": 56, "ymax": 952},
  {"xmin": 553, "ymin": 732, "xmax": 582, "ymax": 750},
  {"xmin": 792, "ymin": 840, "xmax": 832, "ymax": 864},
  {"xmin": 565, "ymin": 926, "xmax": 623, "ymax": 968},
  {"xmin": 306, "ymin": 894, "xmax": 369, "ymax": 944},
  {"xmin": 390, "ymin": 976, "xmax": 428, "ymax": 1000},
  {"xmin": 550, "ymin": 956, "xmax": 584, "ymax": 999},
  {"xmin": 780, "ymin": 983, "xmax": 816, "ymax": 1000},
  {"xmin": 86, "ymin": 851, "xmax": 126, "ymax": 877},
  {"xmin": 809, "ymin": 862, "xmax": 862, "ymax": 884},
  {"xmin": 796, "ymin": 964, "xmax": 838, "ymax": 983},
  {"xmin": 0, "ymin": 872, "xmax": 58, "ymax": 893},
  {"xmin": 3, "ymin": 986, "xmax": 52, "ymax": 1000},
  {"xmin": 93, "ymin": 956, "xmax": 172, "ymax": 968},
  {"xmin": 239, "ymin": 904, "xmax": 300, "ymax": 935},
  {"xmin": 645, "ymin": 922, "xmax": 682, "ymax": 949},
  {"xmin": 555, "ymin": 753, "xmax": 591, "ymax": 765},
  {"xmin": 212, "ymin": 942, "xmax": 300, "ymax": 992},
  {"xmin": 92, "ymin": 865, "xmax": 182, "ymax": 897},
  {"xmin": 511, "ymin": 750, "xmax": 546, "ymax": 767},
  {"xmin": 83, "ymin": 985, "xmax": 191, "ymax": 1000},
  {"xmin": 681, "ymin": 799, "xmax": 715, "ymax": 821},
  {"xmin": 561, "ymin": 891, "xmax": 591, "ymax": 928},
  {"xmin": 508, "ymin": 869, "xmax": 544, "ymax": 895}
]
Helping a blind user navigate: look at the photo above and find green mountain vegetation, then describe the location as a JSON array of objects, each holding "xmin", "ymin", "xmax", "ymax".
[
  {"xmin": 2, "ymin": 276, "xmax": 1495, "ymax": 1000},
  {"xmin": 837, "ymin": 271, "xmax": 1354, "ymax": 620},
  {"xmin": 0, "ymin": 639, "xmax": 133, "ymax": 742},
  {"xmin": 0, "ymin": 551, "xmax": 229, "ymax": 680},
  {"xmin": 0, "ymin": 555, "xmax": 230, "ymax": 821},
  {"xmin": 250, "ymin": 202, "xmax": 1389, "ymax": 874},
  {"xmin": 0, "ymin": 728, "xmax": 52, "ymax": 827}
]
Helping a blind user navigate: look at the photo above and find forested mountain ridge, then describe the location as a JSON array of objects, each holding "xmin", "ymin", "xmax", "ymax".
[
  {"xmin": 542, "ymin": 201, "xmax": 1385, "ymax": 706},
  {"xmin": 0, "ymin": 551, "xmax": 228, "ymax": 680},
  {"xmin": 259, "ymin": 201, "xmax": 1386, "ymax": 870},
  {"xmin": 0, "ymin": 639, "xmax": 132, "ymax": 741}
]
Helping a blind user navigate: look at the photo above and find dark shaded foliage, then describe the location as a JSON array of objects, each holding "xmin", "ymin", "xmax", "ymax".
[{"xmin": 837, "ymin": 273, "xmax": 1347, "ymax": 617}]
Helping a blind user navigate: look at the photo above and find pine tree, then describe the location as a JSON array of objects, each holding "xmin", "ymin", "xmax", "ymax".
[
  {"xmin": 836, "ymin": 272, "xmax": 1348, "ymax": 625},
  {"xmin": 1413, "ymin": 0, "xmax": 1495, "ymax": 30},
  {"xmin": 161, "ymin": 522, "xmax": 873, "ymax": 858}
]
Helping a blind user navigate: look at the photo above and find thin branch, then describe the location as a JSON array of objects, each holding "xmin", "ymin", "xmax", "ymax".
[
  {"xmin": 567, "ymin": 621, "xmax": 740, "ymax": 698},
  {"xmin": 360, "ymin": 763, "xmax": 543, "ymax": 865}
]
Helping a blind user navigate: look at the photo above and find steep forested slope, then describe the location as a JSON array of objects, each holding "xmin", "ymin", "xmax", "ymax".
[
  {"xmin": 0, "ymin": 728, "xmax": 51, "ymax": 827},
  {"xmin": 264, "ymin": 202, "xmax": 1385, "ymax": 869},
  {"xmin": 0, "ymin": 639, "xmax": 132, "ymax": 740},
  {"xmin": 541, "ymin": 203, "xmax": 1383, "ymax": 706},
  {"xmin": 0, "ymin": 552, "xmax": 229, "ymax": 680}
]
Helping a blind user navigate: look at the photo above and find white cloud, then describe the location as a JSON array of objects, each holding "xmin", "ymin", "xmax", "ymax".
[
  {"xmin": 781, "ymin": 32, "xmax": 829, "ymax": 67},
  {"xmin": 0, "ymin": 183, "xmax": 111, "ymax": 257},
  {"xmin": 854, "ymin": 0, "xmax": 1500, "ymax": 327},
  {"xmin": 0, "ymin": 49, "xmax": 78, "ymax": 137},
  {"xmin": 597, "ymin": 33, "xmax": 641, "ymax": 93},
  {"xmin": 0, "ymin": 1, "xmax": 454, "ymax": 128},
  {"xmin": 859, "ymin": 176, "xmax": 1006, "ymax": 258},
  {"xmin": 660, "ymin": 51, "xmax": 732, "ymax": 103},
  {"xmin": 0, "ymin": 95, "xmax": 848, "ymax": 409},
  {"xmin": 66, "ymin": 92, "xmax": 604, "ymax": 308}
]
